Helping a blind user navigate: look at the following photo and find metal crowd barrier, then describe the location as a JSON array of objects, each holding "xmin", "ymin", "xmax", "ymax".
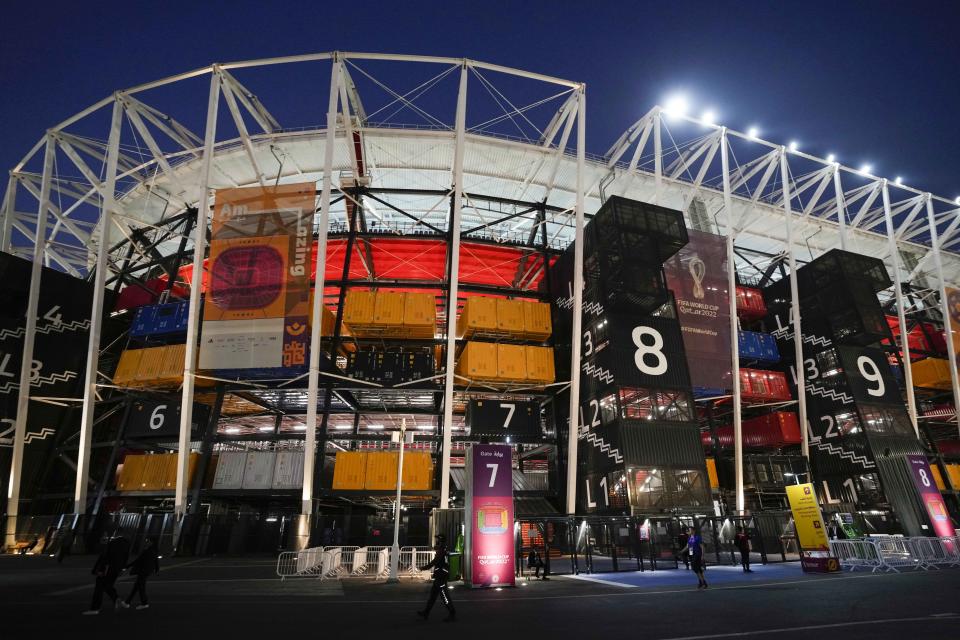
[
  {"xmin": 276, "ymin": 545, "xmax": 433, "ymax": 580},
  {"xmin": 830, "ymin": 536, "xmax": 960, "ymax": 573}
]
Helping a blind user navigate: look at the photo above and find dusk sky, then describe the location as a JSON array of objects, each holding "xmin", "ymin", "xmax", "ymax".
[{"xmin": 2, "ymin": 0, "xmax": 959, "ymax": 198}]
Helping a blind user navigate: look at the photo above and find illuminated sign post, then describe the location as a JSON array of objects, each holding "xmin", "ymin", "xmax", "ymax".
[
  {"xmin": 464, "ymin": 443, "xmax": 515, "ymax": 587},
  {"xmin": 786, "ymin": 482, "xmax": 839, "ymax": 573},
  {"xmin": 905, "ymin": 455, "xmax": 955, "ymax": 538}
]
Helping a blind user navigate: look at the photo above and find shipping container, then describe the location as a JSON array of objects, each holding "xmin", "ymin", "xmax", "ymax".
[
  {"xmin": 497, "ymin": 343, "xmax": 528, "ymax": 382},
  {"xmin": 156, "ymin": 343, "xmax": 186, "ymax": 387},
  {"xmin": 525, "ymin": 346, "xmax": 556, "ymax": 384},
  {"xmin": 930, "ymin": 464, "xmax": 947, "ymax": 491},
  {"xmin": 332, "ymin": 451, "xmax": 367, "ymax": 490},
  {"xmin": 947, "ymin": 464, "xmax": 960, "ymax": 490},
  {"xmin": 343, "ymin": 290, "xmax": 376, "ymax": 327},
  {"xmin": 153, "ymin": 300, "xmax": 189, "ymax": 335},
  {"xmin": 129, "ymin": 305, "xmax": 157, "ymax": 338},
  {"xmin": 705, "ymin": 457, "xmax": 720, "ymax": 489},
  {"xmin": 936, "ymin": 439, "xmax": 960, "ymax": 457},
  {"xmin": 457, "ymin": 296, "xmax": 498, "ymax": 337},
  {"xmin": 591, "ymin": 196, "xmax": 688, "ymax": 262},
  {"xmin": 521, "ymin": 300, "xmax": 552, "ymax": 341},
  {"xmin": 133, "ymin": 346, "xmax": 166, "ymax": 385},
  {"xmin": 740, "ymin": 369, "xmax": 791, "ymax": 402},
  {"xmin": 117, "ymin": 454, "xmax": 147, "ymax": 491},
  {"xmin": 702, "ymin": 411, "xmax": 801, "ymax": 448},
  {"xmin": 911, "ymin": 358, "xmax": 952, "ymax": 390},
  {"xmin": 456, "ymin": 341, "xmax": 498, "ymax": 381},
  {"xmin": 738, "ymin": 331, "xmax": 762, "ymax": 361},
  {"xmin": 241, "ymin": 451, "xmax": 277, "ymax": 489},
  {"xmin": 402, "ymin": 292, "xmax": 436, "ymax": 338},
  {"xmin": 756, "ymin": 332, "xmax": 780, "ymax": 363},
  {"xmin": 496, "ymin": 299, "xmax": 525, "ymax": 335},
  {"xmin": 272, "ymin": 450, "xmax": 305, "ymax": 489},
  {"xmin": 372, "ymin": 291, "xmax": 405, "ymax": 327},
  {"xmin": 401, "ymin": 451, "xmax": 434, "ymax": 490},
  {"xmin": 364, "ymin": 451, "xmax": 399, "ymax": 490},
  {"xmin": 211, "ymin": 451, "xmax": 247, "ymax": 489},
  {"xmin": 736, "ymin": 286, "xmax": 767, "ymax": 321},
  {"xmin": 161, "ymin": 452, "xmax": 199, "ymax": 489},
  {"xmin": 113, "ymin": 349, "xmax": 143, "ymax": 387},
  {"xmin": 138, "ymin": 454, "xmax": 168, "ymax": 491}
]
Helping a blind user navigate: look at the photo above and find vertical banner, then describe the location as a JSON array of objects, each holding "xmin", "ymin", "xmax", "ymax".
[
  {"xmin": 786, "ymin": 482, "xmax": 830, "ymax": 551},
  {"xmin": 198, "ymin": 183, "xmax": 316, "ymax": 377},
  {"xmin": 663, "ymin": 229, "xmax": 732, "ymax": 394},
  {"xmin": 464, "ymin": 443, "xmax": 515, "ymax": 587},
  {"xmin": 905, "ymin": 455, "xmax": 955, "ymax": 538}
]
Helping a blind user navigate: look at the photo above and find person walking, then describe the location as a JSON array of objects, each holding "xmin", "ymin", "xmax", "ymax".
[
  {"xmin": 734, "ymin": 527, "xmax": 753, "ymax": 573},
  {"xmin": 686, "ymin": 528, "xmax": 707, "ymax": 589},
  {"xmin": 417, "ymin": 534, "xmax": 456, "ymax": 622},
  {"xmin": 124, "ymin": 538, "xmax": 160, "ymax": 609},
  {"xmin": 82, "ymin": 530, "xmax": 131, "ymax": 615},
  {"xmin": 677, "ymin": 527, "xmax": 690, "ymax": 570}
]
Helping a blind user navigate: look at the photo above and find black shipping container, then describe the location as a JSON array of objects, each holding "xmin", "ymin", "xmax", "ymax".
[{"xmin": 591, "ymin": 196, "xmax": 689, "ymax": 262}]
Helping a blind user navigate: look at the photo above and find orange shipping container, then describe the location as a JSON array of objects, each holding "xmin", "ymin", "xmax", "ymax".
[
  {"xmin": 931, "ymin": 464, "xmax": 947, "ymax": 491},
  {"xmin": 373, "ymin": 291, "xmax": 405, "ymax": 327},
  {"xmin": 403, "ymin": 292, "xmax": 436, "ymax": 338},
  {"xmin": 457, "ymin": 341, "xmax": 498, "ymax": 381},
  {"xmin": 401, "ymin": 451, "xmax": 434, "ymax": 490},
  {"xmin": 947, "ymin": 464, "xmax": 960, "ymax": 490},
  {"xmin": 343, "ymin": 290, "xmax": 376, "ymax": 327},
  {"xmin": 113, "ymin": 349, "xmax": 143, "ymax": 387},
  {"xmin": 364, "ymin": 451, "xmax": 399, "ymax": 490},
  {"xmin": 457, "ymin": 296, "xmax": 497, "ymax": 337},
  {"xmin": 134, "ymin": 346, "xmax": 166, "ymax": 385},
  {"xmin": 524, "ymin": 346, "xmax": 555, "ymax": 384},
  {"xmin": 496, "ymin": 299, "xmax": 525, "ymax": 335},
  {"xmin": 332, "ymin": 451, "xmax": 367, "ymax": 490},
  {"xmin": 117, "ymin": 454, "xmax": 147, "ymax": 491},
  {"xmin": 521, "ymin": 301, "xmax": 552, "ymax": 341},
  {"xmin": 137, "ymin": 454, "xmax": 168, "ymax": 491},
  {"xmin": 162, "ymin": 452, "xmax": 200, "ymax": 489},
  {"xmin": 911, "ymin": 358, "xmax": 952, "ymax": 390},
  {"xmin": 497, "ymin": 344, "xmax": 527, "ymax": 382}
]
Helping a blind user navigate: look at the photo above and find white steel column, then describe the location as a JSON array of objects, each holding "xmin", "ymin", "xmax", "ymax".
[
  {"xmin": 74, "ymin": 99, "xmax": 123, "ymax": 513},
  {"xmin": 833, "ymin": 165, "xmax": 847, "ymax": 251},
  {"xmin": 781, "ymin": 148, "xmax": 809, "ymax": 459},
  {"xmin": 720, "ymin": 129, "xmax": 744, "ymax": 513},
  {"xmin": 174, "ymin": 70, "xmax": 221, "ymax": 518},
  {"xmin": 564, "ymin": 86, "xmax": 586, "ymax": 515},
  {"xmin": 926, "ymin": 195, "xmax": 960, "ymax": 438},
  {"xmin": 303, "ymin": 59, "xmax": 343, "ymax": 514},
  {"xmin": 5, "ymin": 135, "xmax": 54, "ymax": 548},
  {"xmin": 1, "ymin": 174, "xmax": 16, "ymax": 253},
  {"xmin": 881, "ymin": 181, "xmax": 918, "ymax": 435},
  {"xmin": 439, "ymin": 63, "xmax": 468, "ymax": 507},
  {"xmin": 653, "ymin": 108, "xmax": 662, "ymax": 204}
]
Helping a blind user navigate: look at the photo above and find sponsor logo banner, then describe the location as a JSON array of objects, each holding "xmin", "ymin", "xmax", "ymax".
[
  {"xmin": 465, "ymin": 444, "xmax": 515, "ymax": 587},
  {"xmin": 786, "ymin": 482, "xmax": 830, "ymax": 551}
]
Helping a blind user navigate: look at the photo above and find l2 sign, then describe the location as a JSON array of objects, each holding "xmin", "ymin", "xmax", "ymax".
[{"xmin": 464, "ymin": 443, "xmax": 515, "ymax": 587}]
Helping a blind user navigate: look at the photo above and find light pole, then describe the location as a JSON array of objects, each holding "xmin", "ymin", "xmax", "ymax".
[{"xmin": 388, "ymin": 418, "xmax": 407, "ymax": 583}]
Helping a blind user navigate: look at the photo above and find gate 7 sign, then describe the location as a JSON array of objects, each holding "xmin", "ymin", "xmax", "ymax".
[{"xmin": 467, "ymin": 400, "xmax": 540, "ymax": 438}]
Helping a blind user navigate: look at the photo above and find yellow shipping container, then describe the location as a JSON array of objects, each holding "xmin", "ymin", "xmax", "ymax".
[
  {"xmin": 134, "ymin": 346, "xmax": 166, "ymax": 385},
  {"xmin": 162, "ymin": 452, "xmax": 200, "ymax": 489},
  {"xmin": 525, "ymin": 346, "xmax": 555, "ymax": 384},
  {"xmin": 365, "ymin": 451, "xmax": 399, "ymax": 490},
  {"xmin": 496, "ymin": 299, "xmax": 525, "ymax": 335},
  {"xmin": 373, "ymin": 291, "xmax": 405, "ymax": 328},
  {"xmin": 113, "ymin": 349, "xmax": 143, "ymax": 387},
  {"xmin": 497, "ymin": 343, "xmax": 527, "ymax": 382},
  {"xmin": 308, "ymin": 289, "xmax": 351, "ymax": 337},
  {"xmin": 911, "ymin": 358, "xmax": 952, "ymax": 390},
  {"xmin": 947, "ymin": 464, "xmax": 960, "ymax": 490},
  {"xmin": 117, "ymin": 454, "xmax": 147, "ymax": 491},
  {"xmin": 521, "ymin": 301, "xmax": 552, "ymax": 341},
  {"xmin": 332, "ymin": 451, "xmax": 367, "ymax": 490},
  {"xmin": 705, "ymin": 458, "xmax": 720, "ymax": 490},
  {"xmin": 343, "ymin": 290, "xmax": 376, "ymax": 327},
  {"xmin": 456, "ymin": 341, "xmax": 498, "ymax": 381},
  {"xmin": 155, "ymin": 343, "xmax": 186, "ymax": 387},
  {"xmin": 931, "ymin": 464, "xmax": 947, "ymax": 491},
  {"xmin": 401, "ymin": 451, "xmax": 434, "ymax": 490},
  {"xmin": 403, "ymin": 292, "xmax": 436, "ymax": 338},
  {"xmin": 138, "ymin": 454, "xmax": 168, "ymax": 491},
  {"xmin": 457, "ymin": 296, "xmax": 497, "ymax": 338}
]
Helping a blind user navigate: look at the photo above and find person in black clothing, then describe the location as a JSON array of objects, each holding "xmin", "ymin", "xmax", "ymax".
[
  {"xmin": 20, "ymin": 535, "xmax": 39, "ymax": 555},
  {"xmin": 527, "ymin": 549, "xmax": 548, "ymax": 580},
  {"xmin": 417, "ymin": 534, "xmax": 456, "ymax": 622},
  {"xmin": 734, "ymin": 527, "xmax": 753, "ymax": 573},
  {"xmin": 677, "ymin": 528, "xmax": 690, "ymax": 570},
  {"xmin": 124, "ymin": 538, "xmax": 160, "ymax": 609},
  {"xmin": 83, "ymin": 531, "xmax": 131, "ymax": 615}
]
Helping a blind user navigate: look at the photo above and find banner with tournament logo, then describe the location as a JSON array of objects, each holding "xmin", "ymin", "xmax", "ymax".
[
  {"xmin": 663, "ymin": 229, "xmax": 732, "ymax": 393},
  {"xmin": 198, "ymin": 183, "xmax": 316, "ymax": 377},
  {"xmin": 464, "ymin": 443, "xmax": 515, "ymax": 587},
  {"xmin": 905, "ymin": 454, "xmax": 955, "ymax": 538}
]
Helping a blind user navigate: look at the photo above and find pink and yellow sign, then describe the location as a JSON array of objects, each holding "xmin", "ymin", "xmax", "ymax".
[
  {"xmin": 464, "ymin": 444, "xmax": 515, "ymax": 587},
  {"xmin": 906, "ymin": 455, "xmax": 955, "ymax": 538}
]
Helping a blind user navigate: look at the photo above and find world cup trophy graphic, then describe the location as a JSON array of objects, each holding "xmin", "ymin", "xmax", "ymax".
[{"xmin": 688, "ymin": 256, "xmax": 706, "ymax": 300}]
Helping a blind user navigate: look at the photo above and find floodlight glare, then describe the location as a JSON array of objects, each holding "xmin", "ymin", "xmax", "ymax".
[
  {"xmin": 826, "ymin": 153, "xmax": 836, "ymax": 163},
  {"xmin": 747, "ymin": 126, "xmax": 759, "ymax": 138},
  {"xmin": 700, "ymin": 110, "xmax": 716, "ymax": 126},
  {"xmin": 955, "ymin": 197, "xmax": 960, "ymax": 205},
  {"xmin": 663, "ymin": 94, "xmax": 690, "ymax": 119},
  {"xmin": 895, "ymin": 176, "xmax": 903, "ymax": 185},
  {"xmin": 860, "ymin": 164, "xmax": 873, "ymax": 174},
  {"xmin": 788, "ymin": 141, "xmax": 798, "ymax": 152}
]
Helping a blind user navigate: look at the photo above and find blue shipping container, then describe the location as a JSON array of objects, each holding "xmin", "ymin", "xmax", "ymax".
[
  {"xmin": 738, "ymin": 331, "xmax": 763, "ymax": 361},
  {"xmin": 756, "ymin": 332, "xmax": 780, "ymax": 363},
  {"xmin": 130, "ymin": 305, "xmax": 157, "ymax": 338},
  {"xmin": 154, "ymin": 300, "xmax": 188, "ymax": 334}
]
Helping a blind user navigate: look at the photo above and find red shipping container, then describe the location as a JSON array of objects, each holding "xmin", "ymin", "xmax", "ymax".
[
  {"xmin": 764, "ymin": 371, "xmax": 791, "ymax": 401},
  {"xmin": 736, "ymin": 286, "xmax": 767, "ymax": 322},
  {"xmin": 701, "ymin": 411, "xmax": 800, "ymax": 449},
  {"xmin": 885, "ymin": 316, "xmax": 948, "ymax": 357},
  {"xmin": 114, "ymin": 277, "xmax": 189, "ymax": 312},
  {"xmin": 739, "ymin": 368, "xmax": 791, "ymax": 402},
  {"xmin": 937, "ymin": 439, "xmax": 960, "ymax": 456}
]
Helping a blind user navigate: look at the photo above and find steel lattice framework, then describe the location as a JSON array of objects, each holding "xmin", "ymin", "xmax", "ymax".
[{"xmin": 4, "ymin": 52, "xmax": 960, "ymax": 541}]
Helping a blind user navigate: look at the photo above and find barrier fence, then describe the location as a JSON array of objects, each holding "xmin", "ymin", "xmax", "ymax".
[
  {"xmin": 829, "ymin": 535, "xmax": 960, "ymax": 573},
  {"xmin": 276, "ymin": 545, "xmax": 433, "ymax": 580}
]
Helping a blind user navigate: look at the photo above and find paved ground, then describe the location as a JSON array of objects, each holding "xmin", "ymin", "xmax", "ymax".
[{"xmin": 2, "ymin": 554, "xmax": 959, "ymax": 639}]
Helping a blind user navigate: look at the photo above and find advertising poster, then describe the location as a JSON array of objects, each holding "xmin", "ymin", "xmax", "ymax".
[
  {"xmin": 786, "ymin": 483, "xmax": 830, "ymax": 551},
  {"xmin": 198, "ymin": 183, "xmax": 316, "ymax": 376},
  {"xmin": 464, "ymin": 443, "xmax": 515, "ymax": 587},
  {"xmin": 663, "ymin": 229, "xmax": 732, "ymax": 393},
  {"xmin": 905, "ymin": 455, "xmax": 955, "ymax": 538}
]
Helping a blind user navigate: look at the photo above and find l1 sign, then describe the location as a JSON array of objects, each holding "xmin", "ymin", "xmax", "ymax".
[{"xmin": 464, "ymin": 443, "xmax": 515, "ymax": 587}]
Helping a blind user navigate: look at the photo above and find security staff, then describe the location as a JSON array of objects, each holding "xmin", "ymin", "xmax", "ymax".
[{"xmin": 417, "ymin": 534, "xmax": 456, "ymax": 622}]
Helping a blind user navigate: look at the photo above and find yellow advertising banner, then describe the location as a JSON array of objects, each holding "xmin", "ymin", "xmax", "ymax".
[{"xmin": 786, "ymin": 483, "xmax": 830, "ymax": 551}]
